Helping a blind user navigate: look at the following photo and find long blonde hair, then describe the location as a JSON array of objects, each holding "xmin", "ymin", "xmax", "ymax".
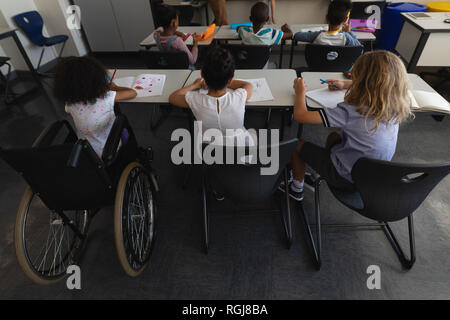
[{"xmin": 345, "ymin": 50, "xmax": 412, "ymax": 131}]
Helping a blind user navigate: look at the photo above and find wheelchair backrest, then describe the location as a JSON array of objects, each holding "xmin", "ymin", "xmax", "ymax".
[{"xmin": 0, "ymin": 140, "xmax": 115, "ymax": 211}]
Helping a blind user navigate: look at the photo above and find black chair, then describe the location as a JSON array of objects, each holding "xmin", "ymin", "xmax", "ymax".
[
  {"xmin": 0, "ymin": 113, "xmax": 158, "ymax": 284},
  {"xmin": 140, "ymin": 50, "xmax": 190, "ymax": 131},
  {"xmin": 300, "ymin": 157, "xmax": 450, "ymax": 270},
  {"xmin": 304, "ymin": 44, "xmax": 364, "ymax": 72},
  {"xmin": 140, "ymin": 49, "xmax": 190, "ymax": 69},
  {"xmin": 221, "ymin": 44, "xmax": 272, "ymax": 69},
  {"xmin": 200, "ymin": 138, "xmax": 298, "ymax": 253},
  {"xmin": 0, "ymin": 56, "xmax": 13, "ymax": 104}
]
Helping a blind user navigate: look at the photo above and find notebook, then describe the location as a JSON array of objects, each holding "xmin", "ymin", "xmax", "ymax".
[
  {"xmin": 306, "ymin": 87, "xmax": 450, "ymax": 114},
  {"xmin": 198, "ymin": 78, "xmax": 274, "ymax": 102},
  {"xmin": 409, "ymin": 90, "xmax": 450, "ymax": 114},
  {"xmin": 114, "ymin": 74, "xmax": 166, "ymax": 98},
  {"xmin": 306, "ymin": 87, "xmax": 346, "ymax": 109}
]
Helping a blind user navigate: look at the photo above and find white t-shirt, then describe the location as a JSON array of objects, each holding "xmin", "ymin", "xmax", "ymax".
[
  {"xmin": 65, "ymin": 90, "xmax": 116, "ymax": 157},
  {"xmin": 313, "ymin": 31, "xmax": 347, "ymax": 46},
  {"xmin": 185, "ymin": 88, "xmax": 256, "ymax": 146}
]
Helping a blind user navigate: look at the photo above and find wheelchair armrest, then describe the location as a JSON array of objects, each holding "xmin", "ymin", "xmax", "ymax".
[
  {"xmin": 102, "ymin": 114, "xmax": 128, "ymax": 166},
  {"xmin": 32, "ymin": 120, "xmax": 78, "ymax": 148}
]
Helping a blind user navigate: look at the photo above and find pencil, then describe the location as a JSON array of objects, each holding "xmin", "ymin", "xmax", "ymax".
[{"xmin": 110, "ymin": 68, "xmax": 117, "ymax": 85}]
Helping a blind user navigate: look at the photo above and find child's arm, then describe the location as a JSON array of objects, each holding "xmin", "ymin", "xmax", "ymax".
[
  {"xmin": 269, "ymin": 0, "xmax": 276, "ymax": 24},
  {"xmin": 228, "ymin": 79, "xmax": 253, "ymax": 101},
  {"xmin": 169, "ymin": 78, "xmax": 204, "ymax": 108},
  {"xmin": 174, "ymin": 36, "xmax": 198, "ymax": 65},
  {"xmin": 292, "ymin": 78, "xmax": 323, "ymax": 124},
  {"xmin": 110, "ymin": 83, "xmax": 137, "ymax": 101},
  {"xmin": 281, "ymin": 24, "xmax": 293, "ymax": 40}
]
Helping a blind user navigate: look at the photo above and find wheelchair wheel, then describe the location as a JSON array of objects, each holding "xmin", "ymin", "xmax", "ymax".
[
  {"xmin": 114, "ymin": 162, "xmax": 156, "ymax": 277},
  {"xmin": 14, "ymin": 186, "xmax": 89, "ymax": 284}
]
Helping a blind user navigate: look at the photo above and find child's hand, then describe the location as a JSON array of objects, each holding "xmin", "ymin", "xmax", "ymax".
[
  {"xmin": 193, "ymin": 33, "xmax": 199, "ymax": 46},
  {"xmin": 342, "ymin": 23, "xmax": 351, "ymax": 33},
  {"xmin": 281, "ymin": 24, "xmax": 291, "ymax": 33},
  {"xmin": 293, "ymin": 78, "xmax": 307, "ymax": 95},
  {"xmin": 325, "ymin": 79, "xmax": 345, "ymax": 91}
]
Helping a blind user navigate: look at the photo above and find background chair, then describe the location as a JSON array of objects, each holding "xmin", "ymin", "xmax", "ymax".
[
  {"xmin": 139, "ymin": 50, "xmax": 190, "ymax": 131},
  {"xmin": 300, "ymin": 157, "xmax": 450, "ymax": 270},
  {"xmin": 221, "ymin": 44, "xmax": 272, "ymax": 69},
  {"xmin": 200, "ymin": 138, "xmax": 298, "ymax": 253},
  {"xmin": 304, "ymin": 44, "xmax": 364, "ymax": 72},
  {"xmin": 13, "ymin": 11, "xmax": 68, "ymax": 74}
]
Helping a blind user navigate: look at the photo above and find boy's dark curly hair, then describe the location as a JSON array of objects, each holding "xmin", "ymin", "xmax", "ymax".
[
  {"xmin": 202, "ymin": 46, "xmax": 235, "ymax": 91},
  {"xmin": 53, "ymin": 56, "xmax": 109, "ymax": 105},
  {"xmin": 328, "ymin": 0, "xmax": 352, "ymax": 26}
]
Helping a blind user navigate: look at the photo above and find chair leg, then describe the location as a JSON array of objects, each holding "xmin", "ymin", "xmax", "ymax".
[
  {"xmin": 37, "ymin": 47, "xmax": 45, "ymax": 72},
  {"xmin": 59, "ymin": 41, "xmax": 67, "ymax": 58},
  {"xmin": 298, "ymin": 178, "xmax": 323, "ymax": 270},
  {"xmin": 1, "ymin": 63, "xmax": 12, "ymax": 104},
  {"xmin": 265, "ymin": 109, "xmax": 272, "ymax": 129},
  {"xmin": 280, "ymin": 168, "xmax": 293, "ymax": 248},
  {"xmin": 381, "ymin": 215, "xmax": 416, "ymax": 269},
  {"xmin": 201, "ymin": 167, "xmax": 209, "ymax": 254}
]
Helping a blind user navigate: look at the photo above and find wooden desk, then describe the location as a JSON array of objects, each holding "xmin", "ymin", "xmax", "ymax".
[
  {"xmin": 110, "ymin": 69, "xmax": 192, "ymax": 104},
  {"xmin": 140, "ymin": 26, "xmax": 217, "ymax": 48},
  {"xmin": 185, "ymin": 69, "xmax": 297, "ymax": 107},
  {"xmin": 301, "ymin": 72, "xmax": 449, "ymax": 113},
  {"xmin": 395, "ymin": 12, "xmax": 450, "ymax": 72}
]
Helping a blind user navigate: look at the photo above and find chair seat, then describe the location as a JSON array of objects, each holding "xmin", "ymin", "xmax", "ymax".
[
  {"xmin": 40, "ymin": 35, "xmax": 68, "ymax": 46},
  {"xmin": 329, "ymin": 186, "xmax": 364, "ymax": 211},
  {"xmin": 0, "ymin": 57, "xmax": 10, "ymax": 66}
]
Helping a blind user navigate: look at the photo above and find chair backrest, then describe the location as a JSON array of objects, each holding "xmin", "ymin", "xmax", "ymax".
[
  {"xmin": 140, "ymin": 50, "xmax": 190, "ymax": 69},
  {"xmin": 13, "ymin": 11, "xmax": 45, "ymax": 45},
  {"xmin": 221, "ymin": 44, "xmax": 271, "ymax": 69},
  {"xmin": 352, "ymin": 158, "xmax": 450, "ymax": 222},
  {"xmin": 206, "ymin": 138, "xmax": 298, "ymax": 203},
  {"xmin": 0, "ymin": 138, "xmax": 115, "ymax": 212},
  {"xmin": 304, "ymin": 44, "xmax": 364, "ymax": 72}
]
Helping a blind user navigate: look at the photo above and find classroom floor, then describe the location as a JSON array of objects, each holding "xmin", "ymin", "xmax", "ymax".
[{"xmin": 0, "ymin": 53, "xmax": 449, "ymax": 300}]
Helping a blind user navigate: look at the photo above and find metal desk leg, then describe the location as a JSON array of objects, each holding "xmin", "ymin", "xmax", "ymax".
[
  {"xmin": 289, "ymin": 40, "xmax": 296, "ymax": 69},
  {"xmin": 205, "ymin": 3, "xmax": 209, "ymax": 25},
  {"xmin": 279, "ymin": 41, "xmax": 284, "ymax": 69},
  {"xmin": 11, "ymin": 31, "xmax": 40, "ymax": 86}
]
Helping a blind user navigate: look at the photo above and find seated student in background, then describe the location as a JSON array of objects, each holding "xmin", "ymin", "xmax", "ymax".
[
  {"xmin": 153, "ymin": 4, "xmax": 199, "ymax": 68},
  {"xmin": 281, "ymin": 51, "xmax": 412, "ymax": 201},
  {"xmin": 54, "ymin": 57, "xmax": 137, "ymax": 157},
  {"xmin": 293, "ymin": 0, "xmax": 360, "ymax": 46},
  {"xmin": 238, "ymin": 1, "xmax": 292, "ymax": 46},
  {"xmin": 169, "ymin": 47, "xmax": 256, "ymax": 146}
]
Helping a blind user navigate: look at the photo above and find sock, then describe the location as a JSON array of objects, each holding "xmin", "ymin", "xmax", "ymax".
[{"xmin": 291, "ymin": 179, "xmax": 304, "ymax": 192}]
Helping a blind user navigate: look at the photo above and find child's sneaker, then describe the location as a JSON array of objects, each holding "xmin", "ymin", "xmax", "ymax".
[{"xmin": 278, "ymin": 181, "xmax": 304, "ymax": 202}]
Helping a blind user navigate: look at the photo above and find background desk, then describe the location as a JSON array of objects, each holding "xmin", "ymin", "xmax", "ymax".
[
  {"xmin": 110, "ymin": 69, "xmax": 192, "ymax": 104},
  {"xmin": 395, "ymin": 12, "xmax": 450, "ymax": 72},
  {"xmin": 140, "ymin": 26, "xmax": 218, "ymax": 48},
  {"xmin": 302, "ymin": 72, "xmax": 449, "ymax": 112},
  {"xmin": 163, "ymin": 0, "xmax": 210, "ymax": 25},
  {"xmin": 185, "ymin": 69, "xmax": 297, "ymax": 107}
]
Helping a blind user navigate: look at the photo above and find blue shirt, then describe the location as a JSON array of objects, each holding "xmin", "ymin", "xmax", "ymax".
[{"xmin": 318, "ymin": 103, "xmax": 399, "ymax": 182}]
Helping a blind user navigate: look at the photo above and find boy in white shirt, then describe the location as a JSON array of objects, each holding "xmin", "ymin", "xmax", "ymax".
[{"xmin": 169, "ymin": 47, "xmax": 255, "ymax": 147}]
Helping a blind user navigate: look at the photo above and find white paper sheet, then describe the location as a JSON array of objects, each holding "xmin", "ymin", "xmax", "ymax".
[
  {"xmin": 306, "ymin": 87, "xmax": 346, "ymax": 109},
  {"xmin": 114, "ymin": 74, "xmax": 166, "ymax": 97}
]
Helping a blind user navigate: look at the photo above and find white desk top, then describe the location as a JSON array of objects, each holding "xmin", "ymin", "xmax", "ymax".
[
  {"xmin": 185, "ymin": 69, "xmax": 297, "ymax": 107},
  {"xmin": 401, "ymin": 12, "xmax": 450, "ymax": 31},
  {"xmin": 215, "ymin": 24, "xmax": 376, "ymax": 41},
  {"xmin": 0, "ymin": 27, "xmax": 14, "ymax": 35},
  {"xmin": 140, "ymin": 26, "xmax": 217, "ymax": 47},
  {"xmin": 302, "ymin": 72, "xmax": 447, "ymax": 109},
  {"xmin": 110, "ymin": 69, "xmax": 192, "ymax": 104}
]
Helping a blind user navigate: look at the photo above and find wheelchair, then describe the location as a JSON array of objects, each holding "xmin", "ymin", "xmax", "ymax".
[{"xmin": 0, "ymin": 112, "xmax": 159, "ymax": 284}]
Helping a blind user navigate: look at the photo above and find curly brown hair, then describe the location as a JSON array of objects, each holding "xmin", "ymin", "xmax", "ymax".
[{"xmin": 53, "ymin": 56, "xmax": 109, "ymax": 105}]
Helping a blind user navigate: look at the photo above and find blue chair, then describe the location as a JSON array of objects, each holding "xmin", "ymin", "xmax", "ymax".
[{"xmin": 13, "ymin": 11, "xmax": 68, "ymax": 73}]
